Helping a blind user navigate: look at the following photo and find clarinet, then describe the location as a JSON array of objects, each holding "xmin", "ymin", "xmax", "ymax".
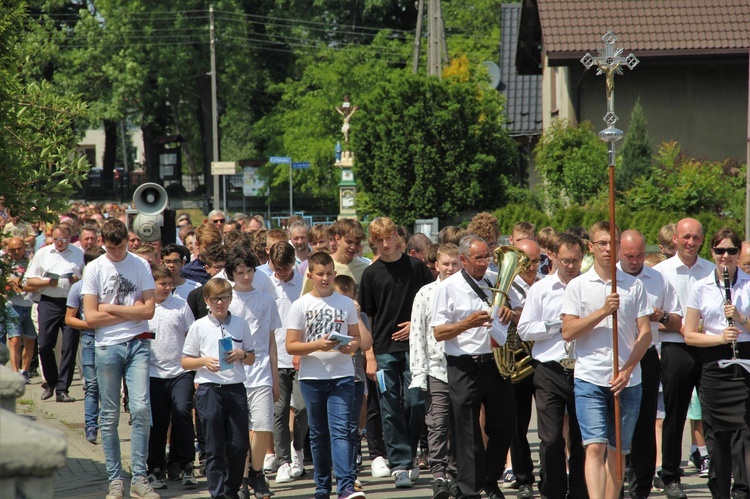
[{"xmin": 723, "ymin": 265, "xmax": 739, "ymax": 358}]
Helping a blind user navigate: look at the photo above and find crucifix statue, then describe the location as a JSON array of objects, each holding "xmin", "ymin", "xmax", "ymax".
[
  {"xmin": 580, "ymin": 30, "xmax": 638, "ymax": 477},
  {"xmin": 335, "ymin": 95, "xmax": 359, "ymax": 143}
]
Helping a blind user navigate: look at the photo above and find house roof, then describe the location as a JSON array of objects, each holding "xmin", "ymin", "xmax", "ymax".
[
  {"xmin": 500, "ymin": 3, "xmax": 543, "ymax": 136},
  {"xmin": 518, "ymin": 0, "xmax": 750, "ymax": 70}
]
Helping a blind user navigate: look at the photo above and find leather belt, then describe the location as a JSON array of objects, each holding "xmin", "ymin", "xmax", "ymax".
[
  {"xmin": 133, "ymin": 332, "xmax": 156, "ymax": 340},
  {"xmin": 451, "ymin": 353, "xmax": 494, "ymax": 363}
]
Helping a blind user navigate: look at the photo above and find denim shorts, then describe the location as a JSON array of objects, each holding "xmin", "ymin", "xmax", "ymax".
[
  {"xmin": 574, "ymin": 378, "xmax": 641, "ymax": 453},
  {"xmin": 8, "ymin": 305, "xmax": 36, "ymax": 339}
]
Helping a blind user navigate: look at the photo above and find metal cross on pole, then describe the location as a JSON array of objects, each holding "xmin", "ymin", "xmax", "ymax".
[{"xmin": 580, "ymin": 31, "xmax": 638, "ymax": 477}]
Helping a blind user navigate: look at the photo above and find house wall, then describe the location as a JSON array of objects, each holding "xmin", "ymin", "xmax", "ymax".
[
  {"xmin": 576, "ymin": 57, "xmax": 748, "ymax": 162},
  {"xmin": 78, "ymin": 127, "xmax": 146, "ymax": 168},
  {"xmin": 542, "ymin": 56, "xmax": 578, "ymax": 129}
]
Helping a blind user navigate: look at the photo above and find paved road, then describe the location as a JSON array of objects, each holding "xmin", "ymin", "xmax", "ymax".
[{"xmin": 17, "ymin": 372, "xmax": 713, "ymax": 498}]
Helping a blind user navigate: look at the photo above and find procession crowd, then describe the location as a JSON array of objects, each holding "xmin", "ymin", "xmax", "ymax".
[{"xmin": 1, "ymin": 202, "xmax": 748, "ymax": 499}]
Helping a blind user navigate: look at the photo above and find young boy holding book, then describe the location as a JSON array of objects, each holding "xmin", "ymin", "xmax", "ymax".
[
  {"xmin": 286, "ymin": 252, "xmax": 364, "ymax": 499},
  {"xmin": 181, "ymin": 278, "xmax": 256, "ymax": 499}
]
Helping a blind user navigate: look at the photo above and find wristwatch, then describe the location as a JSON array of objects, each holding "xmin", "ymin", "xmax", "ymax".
[{"xmin": 659, "ymin": 311, "xmax": 669, "ymax": 325}]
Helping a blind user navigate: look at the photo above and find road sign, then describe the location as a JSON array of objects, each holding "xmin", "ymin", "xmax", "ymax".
[
  {"xmin": 211, "ymin": 161, "xmax": 237, "ymax": 175},
  {"xmin": 269, "ymin": 156, "xmax": 291, "ymax": 164},
  {"xmin": 292, "ymin": 161, "xmax": 311, "ymax": 170}
]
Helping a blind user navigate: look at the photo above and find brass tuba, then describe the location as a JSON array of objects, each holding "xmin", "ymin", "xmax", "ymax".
[{"xmin": 488, "ymin": 246, "xmax": 535, "ymax": 382}]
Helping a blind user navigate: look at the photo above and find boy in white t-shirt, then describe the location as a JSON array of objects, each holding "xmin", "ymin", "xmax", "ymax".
[
  {"xmin": 225, "ymin": 245, "xmax": 282, "ymax": 499},
  {"xmin": 182, "ymin": 278, "xmax": 256, "ymax": 499},
  {"xmin": 287, "ymin": 251, "xmax": 364, "ymax": 499},
  {"xmin": 82, "ymin": 219, "xmax": 158, "ymax": 499},
  {"xmin": 145, "ymin": 264, "xmax": 197, "ymax": 490}
]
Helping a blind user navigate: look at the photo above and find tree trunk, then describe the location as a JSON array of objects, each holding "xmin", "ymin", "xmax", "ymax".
[
  {"xmin": 102, "ymin": 120, "xmax": 117, "ymax": 191},
  {"xmin": 197, "ymin": 73, "xmax": 214, "ymax": 200},
  {"xmin": 141, "ymin": 121, "xmax": 161, "ymax": 184}
]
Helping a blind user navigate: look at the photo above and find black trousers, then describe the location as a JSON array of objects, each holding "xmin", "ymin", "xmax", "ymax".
[
  {"xmin": 195, "ymin": 383, "xmax": 249, "ymax": 499},
  {"xmin": 37, "ymin": 296, "xmax": 80, "ymax": 394},
  {"xmin": 274, "ymin": 368, "xmax": 309, "ymax": 465},
  {"xmin": 510, "ymin": 373, "xmax": 535, "ymax": 486},
  {"xmin": 148, "ymin": 372, "xmax": 196, "ymax": 472},
  {"xmin": 533, "ymin": 362, "xmax": 587, "ymax": 499},
  {"xmin": 660, "ymin": 342, "xmax": 703, "ymax": 485},
  {"xmin": 365, "ymin": 376, "xmax": 386, "ymax": 460},
  {"xmin": 448, "ymin": 355, "xmax": 515, "ymax": 499},
  {"xmin": 629, "ymin": 346, "xmax": 661, "ymax": 498}
]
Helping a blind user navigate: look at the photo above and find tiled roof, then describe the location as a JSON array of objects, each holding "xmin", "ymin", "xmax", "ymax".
[
  {"xmin": 534, "ymin": 0, "xmax": 750, "ymax": 63},
  {"xmin": 500, "ymin": 3, "xmax": 542, "ymax": 136}
]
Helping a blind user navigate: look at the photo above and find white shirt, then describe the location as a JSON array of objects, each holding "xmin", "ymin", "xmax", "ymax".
[
  {"xmin": 252, "ymin": 269, "xmax": 277, "ymax": 298},
  {"xmin": 654, "ymin": 254, "xmax": 713, "ymax": 343},
  {"xmin": 174, "ymin": 279, "xmax": 201, "ymax": 301},
  {"xmin": 517, "ymin": 272, "xmax": 570, "ymax": 363},
  {"xmin": 287, "ymin": 292, "xmax": 358, "ymax": 380},
  {"xmin": 269, "ymin": 270, "xmax": 303, "ymax": 369},
  {"xmin": 618, "ymin": 263, "xmax": 682, "ymax": 346},
  {"xmin": 256, "ymin": 263, "xmax": 273, "ymax": 277},
  {"xmin": 229, "ymin": 289, "xmax": 282, "ymax": 388},
  {"xmin": 182, "ymin": 312, "xmax": 254, "ymax": 385},
  {"xmin": 687, "ymin": 269, "xmax": 750, "ymax": 342},
  {"xmin": 25, "ymin": 244, "xmax": 84, "ymax": 298},
  {"xmin": 431, "ymin": 270, "xmax": 507, "ymax": 356},
  {"xmin": 409, "ymin": 280, "xmax": 447, "ymax": 389},
  {"xmin": 148, "ymin": 295, "xmax": 195, "ymax": 378},
  {"xmin": 81, "ymin": 253, "xmax": 156, "ymax": 346},
  {"xmin": 508, "ymin": 275, "xmax": 533, "ymax": 309},
  {"xmin": 561, "ymin": 267, "xmax": 651, "ymax": 387}
]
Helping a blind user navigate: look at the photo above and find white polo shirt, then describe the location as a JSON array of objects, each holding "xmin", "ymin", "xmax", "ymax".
[
  {"xmin": 561, "ymin": 267, "xmax": 651, "ymax": 387},
  {"xmin": 654, "ymin": 254, "xmax": 713, "ymax": 343},
  {"xmin": 148, "ymin": 294, "xmax": 195, "ymax": 378},
  {"xmin": 517, "ymin": 271, "xmax": 570, "ymax": 363},
  {"xmin": 269, "ymin": 270, "xmax": 303, "ymax": 369},
  {"xmin": 431, "ymin": 269, "xmax": 507, "ymax": 356},
  {"xmin": 618, "ymin": 263, "xmax": 682, "ymax": 346},
  {"xmin": 25, "ymin": 244, "xmax": 84, "ymax": 298},
  {"xmin": 687, "ymin": 269, "xmax": 750, "ymax": 342}
]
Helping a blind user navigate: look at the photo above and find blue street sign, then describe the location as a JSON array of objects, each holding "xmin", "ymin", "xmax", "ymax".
[
  {"xmin": 292, "ymin": 162, "xmax": 311, "ymax": 170},
  {"xmin": 269, "ymin": 156, "xmax": 291, "ymax": 164}
]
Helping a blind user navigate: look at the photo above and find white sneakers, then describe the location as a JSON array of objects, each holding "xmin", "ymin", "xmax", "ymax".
[
  {"xmin": 275, "ymin": 462, "xmax": 292, "ymax": 483},
  {"xmin": 371, "ymin": 456, "xmax": 391, "ymax": 478},
  {"xmin": 263, "ymin": 453, "xmax": 277, "ymax": 474},
  {"xmin": 291, "ymin": 448, "xmax": 305, "ymax": 478}
]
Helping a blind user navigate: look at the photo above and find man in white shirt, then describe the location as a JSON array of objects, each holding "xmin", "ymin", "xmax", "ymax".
[
  {"xmin": 653, "ymin": 218, "xmax": 713, "ymax": 499},
  {"xmin": 432, "ymin": 235, "xmax": 512, "ymax": 499},
  {"xmin": 618, "ymin": 230, "xmax": 682, "ymax": 499},
  {"xmin": 25, "ymin": 224, "xmax": 84, "ymax": 402},
  {"xmin": 518, "ymin": 233, "xmax": 587, "ymax": 499},
  {"xmin": 82, "ymin": 219, "xmax": 158, "ymax": 499},
  {"xmin": 562, "ymin": 222, "xmax": 652, "ymax": 499}
]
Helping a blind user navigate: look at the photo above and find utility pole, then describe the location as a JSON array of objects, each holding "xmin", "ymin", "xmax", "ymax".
[
  {"xmin": 412, "ymin": 0, "xmax": 424, "ymax": 73},
  {"xmin": 210, "ymin": 5, "xmax": 220, "ymax": 210},
  {"xmin": 426, "ymin": 0, "xmax": 447, "ymax": 77}
]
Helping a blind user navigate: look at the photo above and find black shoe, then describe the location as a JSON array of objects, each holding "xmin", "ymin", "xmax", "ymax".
[
  {"xmin": 41, "ymin": 386, "xmax": 54, "ymax": 400},
  {"xmin": 664, "ymin": 481, "xmax": 687, "ymax": 499},
  {"xmin": 449, "ymin": 479, "xmax": 462, "ymax": 499},
  {"xmin": 518, "ymin": 484, "xmax": 534, "ymax": 499},
  {"xmin": 167, "ymin": 461, "xmax": 182, "ymax": 481},
  {"xmin": 432, "ymin": 477, "xmax": 451, "ymax": 499},
  {"xmin": 56, "ymin": 392, "xmax": 75, "ymax": 403},
  {"xmin": 653, "ymin": 473, "xmax": 665, "ymax": 491},
  {"xmin": 250, "ymin": 473, "xmax": 272, "ymax": 498}
]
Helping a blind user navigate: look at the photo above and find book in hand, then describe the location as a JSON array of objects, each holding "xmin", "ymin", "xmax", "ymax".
[
  {"xmin": 327, "ymin": 332, "xmax": 353, "ymax": 350},
  {"xmin": 44, "ymin": 272, "xmax": 74, "ymax": 279},
  {"xmin": 218, "ymin": 337, "xmax": 234, "ymax": 371}
]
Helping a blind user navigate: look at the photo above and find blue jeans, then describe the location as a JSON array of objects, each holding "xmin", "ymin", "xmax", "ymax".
[
  {"xmin": 300, "ymin": 377, "xmax": 355, "ymax": 496},
  {"xmin": 96, "ymin": 338, "xmax": 152, "ymax": 481},
  {"xmin": 574, "ymin": 378, "xmax": 642, "ymax": 453},
  {"xmin": 349, "ymin": 381, "xmax": 366, "ymax": 478},
  {"xmin": 375, "ymin": 351, "xmax": 425, "ymax": 471},
  {"xmin": 81, "ymin": 333, "xmax": 99, "ymax": 429}
]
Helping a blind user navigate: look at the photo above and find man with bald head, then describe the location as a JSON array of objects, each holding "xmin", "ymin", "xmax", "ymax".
[
  {"xmin": 740, "ymin": 241, "xmax": 750, "ymax": 274},
  {"xmin": 618, "ymin": 230, "xmax": 682, "ymax": 499},
  {"xmin": 502, "ymin": 237, "xmax": 541, "ymax": 497},
  {"xmin": 653, "ymin": 218, "xmax": 714, "ymax": 498}
]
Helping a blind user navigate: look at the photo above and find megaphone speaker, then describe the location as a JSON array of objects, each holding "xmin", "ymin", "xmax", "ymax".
[
  {"xmin": 133, "ymin": 182, "xmax": 168, "ymax": 215},
  {"xmin": 132, "ymin": 213, "xmax": 163, "ymax": 243}
]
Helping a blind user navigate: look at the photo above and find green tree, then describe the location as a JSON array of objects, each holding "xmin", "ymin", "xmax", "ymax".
[
  {"xmin": 353, "ymin": 73, "xmax": 518, "ymax": 226},
  {"xmin": 533, "ymin": 119, "xmax": 608, "ymax": 212},
  {"xmin": 617, "ymin": 98, "xmax": 652, "ymax": 193},
  {"xmin": 0, "ymin": 2, "xmax": 88, "ymax": 223}
]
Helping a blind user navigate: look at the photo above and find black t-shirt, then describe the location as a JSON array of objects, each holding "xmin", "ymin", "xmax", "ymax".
[{"xmin": 358, "ymin": 253, "xmax": 434, "ymax": 355}]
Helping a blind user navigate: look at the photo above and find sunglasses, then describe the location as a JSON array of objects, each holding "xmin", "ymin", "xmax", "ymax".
[
  {"xmin": 713, "ymin": 247, "xmax": 739, "ymax": 256},
  {"xmin": 211, "ymin": 218, "xmax": 226, "ymax": 224}
]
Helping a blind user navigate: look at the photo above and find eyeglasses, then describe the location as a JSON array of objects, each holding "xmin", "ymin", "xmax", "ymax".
[
  {"xmin": 713, "ymin": 247, "xmax": 739, "ymax": 256},
  {"xmin": 53, "ymin": 238, "xmax": 69, "ymax": 243},
  {"xmin": 163, "ymin": 259, "xmax": 183, "ymax": 265},
  {"xmin": 211, "ymin": 218, "xmax": 226, "ymax": 224},
  {"xmin": 558, "ymin": 258, "xmax": 583, "ymax": 267},
  {"xmin": 208, "ymin": 295, "xmax": 232, "ymax": 304},
  {"xmin": 591, "ymin": 240, "xmax": 619, "ymax": 250},
  {"xmin": 467, "ymin": 255, "xmax": 492, "ymax": 265}
]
